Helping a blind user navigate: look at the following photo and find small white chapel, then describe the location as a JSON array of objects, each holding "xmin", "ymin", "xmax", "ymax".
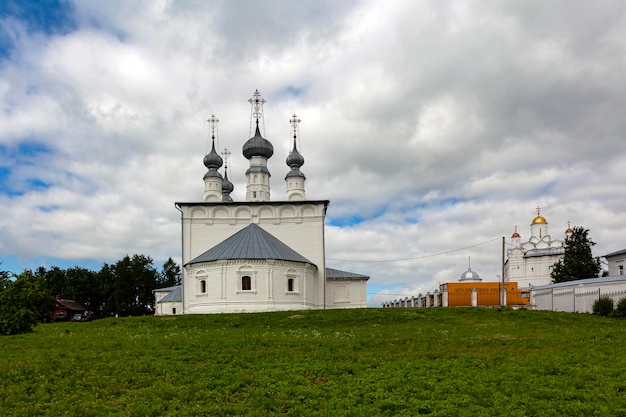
[{"xmin": 154, "ymin": 90, "xmax": 369, "ymax": 315}]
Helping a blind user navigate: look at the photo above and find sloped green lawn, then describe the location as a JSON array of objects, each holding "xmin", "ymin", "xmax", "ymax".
[{"xmin": 1, "ymin": 308, "xmax": 625, "ymax": 416}]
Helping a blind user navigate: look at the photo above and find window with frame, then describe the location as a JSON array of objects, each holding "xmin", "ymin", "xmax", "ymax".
[
  {"xmin": 287, "ymin": 278, "xmax": 294, "ymax": 292},
  {"xmin": 241, "ymin": 275, "xmax": 252, "ymax": 291},
  {"xmin": 200, "ymin": 279, "xmax": 206, "ymax": 293}
]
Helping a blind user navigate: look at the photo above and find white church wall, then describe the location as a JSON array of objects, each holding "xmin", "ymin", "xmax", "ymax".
[
  {"xmin": 326, "ymin": 279, "xmax": 368, "ymax": 309},
  {"xmin": 158, "ymin": 301, "xmax": 182, "ymax": 316},
  {"xmin": 153, "ymin": 288, "xmax": 183, "ymax": 316},
  {"xmin": 184, "ymin": 259, "xmax": 320, "ymax": 313}
]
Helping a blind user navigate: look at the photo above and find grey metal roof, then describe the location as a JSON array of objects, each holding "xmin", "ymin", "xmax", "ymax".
[
  {"xmin": 325, "ymin": 267, "xmax": 369, "ymax": 280},
  {"xmin": 459, "ymin": 268, "xmax": 481, "ymax": 282},
  {"xmin": 186, "ymin": 223, "xmax": 315, "ymax": 267},
  {"xmin": 604, "ymin": 248, "xmax": 626, "ymax": 258},
  {"xmin": 532, "ymin": 275, "xmax": 626, "ymax": 290},
  {"xmin": 158, "ymin": 285, "xmax": 182, "ymax": 303},
  {"xmin": 153, "ymin": 285, "xmax": 180, "ymax": 293},
  {"xmin": 523, "ymin": 247, "xmax": 564, "ymax": 258}
]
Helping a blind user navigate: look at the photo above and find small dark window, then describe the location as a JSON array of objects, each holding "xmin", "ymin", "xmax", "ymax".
[
  {"xmin": 172, "ymin": 307, "xmax": 177, "ymax": 315},
  {"xmin": 287, "ymin": 278, "xmax": 294, "ymax": 292},
  {"xmin": 242, "ymin": 275, "xmax": 251, "ymax": 291},
  {"xmin": 200, "ymin": 280, "xmax": 206, "ymax": 293}
]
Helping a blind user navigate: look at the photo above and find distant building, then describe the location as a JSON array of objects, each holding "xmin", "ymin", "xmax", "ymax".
[
  {"xmin": 53, "ymin": 295, "xmax": 87, "ymax": 321},
  {"xmin": 604, "ymin": 249, "xmax": 626, "ymax": 276},
  {"xmin": 156, "ymin": 90, "xmax": 368, "ymax": 315},
  {"xmin": 382, "ymin": 261, "xmax": 530, "ymax": 308},
  {"xmin": 153, "ymin": 285, "xmax": 182, "ymax": 316},
  {"xmin": 504, "ymin": 207, "xmax": 572, "ymax": 288}
]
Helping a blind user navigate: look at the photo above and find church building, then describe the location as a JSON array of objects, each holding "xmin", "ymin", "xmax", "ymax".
[
  {"xmin": 504, "ymin": 207, "xmax": 572, "ymax": 288},
  {"xmin": 156, "ymin": 90, "xmax": 369, "ymax": 314}
]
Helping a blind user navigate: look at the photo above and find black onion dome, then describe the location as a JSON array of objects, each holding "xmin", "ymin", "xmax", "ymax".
[
  {"xmin": 203, "ymin": 141, "xmax": 223, "ymax": 170},
  {"xmin": 243, "ymin": 123, "xmax": 274, "ymax": 160},
  {"xmin": 222, "ymin": 171, "xmax": 234, "ymax": 193},
  {"xmin": 286, "ymin": 142, "xmax": 304, "ymax": 169}
]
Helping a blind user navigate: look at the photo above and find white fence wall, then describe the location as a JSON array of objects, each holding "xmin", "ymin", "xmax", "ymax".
[{"xmin": 533, "ymin": 278, "xmax": 626, "ymax": 313}]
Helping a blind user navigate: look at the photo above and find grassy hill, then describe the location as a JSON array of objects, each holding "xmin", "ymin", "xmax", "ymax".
[{"xmin": 1, "ymin": 308, "xmax": 625, "ymax": 416}]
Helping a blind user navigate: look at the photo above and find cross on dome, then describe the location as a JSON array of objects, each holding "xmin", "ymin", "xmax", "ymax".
[
  {"xmin": 249, "ymin": 89, "xmax": 266, "ymax": 120},
  {"xmin": 207, "ymin": 114, "xmax": 219, "ymax": 139},
  {"xmin": 221, "ymin": 148, "xmax": 231, "ymax": 169},
  {"xmin": 248, "ymin": 89, "xmax": 267, "ymax": 137},
  {"xmin": 290, "ymin": 114, "xmax": 301, "ymax": 137},
  {"xmin": 532, "ymin": 205, "xmax": 547, "ymax": 224}
]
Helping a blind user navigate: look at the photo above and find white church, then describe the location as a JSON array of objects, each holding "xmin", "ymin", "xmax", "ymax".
[
  {"xmin": 154, "ymin": 90, "xmax": 369, "ymax": 315},
  {"xmin": 504, "ymin": 207, "xmax": 572, "ymax": 288}
]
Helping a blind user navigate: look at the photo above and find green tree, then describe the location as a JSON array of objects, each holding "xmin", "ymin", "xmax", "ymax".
[
  {"xmin": 158, "ymin": 257, "xmax": 181, "ymax": 287},
  {"xmin": 551, "ymin": 226, "xmax": 601, "ymax": 283},
  {"xmin": 42, "ymin": 266, "xmax": 67, "ymax": 299},
  {"xmin": 98, "ymin": 262, "xmax": 117, "ymax": 317},
  {"xmin": 111, "ymin": 255, "xmax": 158, "ymax": 316},
  {"xmin": 0, "ymin": 267, "xmax": 55, "ymax": 335}
]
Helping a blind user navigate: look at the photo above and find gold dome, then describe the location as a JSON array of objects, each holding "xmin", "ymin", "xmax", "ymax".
[
  {"xmin": 531, "ymin": 206, "xmax": 547, "ymax": 224},
  {"xmin": 531, "ymin": 216, "xmax": 547, "ymax": 224},
  {"xmin": 512, "ymin": 232, "xmax": 521, "ymax": 238}
]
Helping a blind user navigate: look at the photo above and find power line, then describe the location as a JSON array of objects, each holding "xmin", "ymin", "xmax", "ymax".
[
  {"xmin": 327, "ymin": 236, "xmax": 503, "ymax": 263},
  {"xmin": 367, "ymin": 291, "xmax": 414, "ymax": 296}
]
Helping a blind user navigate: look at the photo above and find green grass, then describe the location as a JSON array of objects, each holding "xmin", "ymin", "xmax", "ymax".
[{"xmin": 1, "ymin": 308, "xmax": 626, "ymax": 416}]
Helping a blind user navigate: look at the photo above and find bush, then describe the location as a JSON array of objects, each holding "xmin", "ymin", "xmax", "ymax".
[
  {"xmin": 592, "ymin": 296, "xmax": 614, "ymax": 316},
  {"xmin": 616, "ymin": 297, "xmax": 626, "ymax": 317}
]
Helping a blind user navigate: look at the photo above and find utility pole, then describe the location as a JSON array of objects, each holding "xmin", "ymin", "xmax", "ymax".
[{"xmin": 501, "ymin": 236, "xmax": 505, "ymax": 306}]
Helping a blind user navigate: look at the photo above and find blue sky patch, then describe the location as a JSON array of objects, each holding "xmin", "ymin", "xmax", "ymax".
[
  {"xmin": 0, "ymin": 0, "xmax": 76, "ymax": 59},
  {"xmin": 327, "ymin": 216, "xmax": 364, "ymax": 227},
  {"xmin": 538, "ymin": 180, "xmax": 557, "ymax": 195},
  {"xmin": 0, "ymin": 254, "xmax": 104, "ymax": 276},
  {"xmin": 0, "ymin": 141, "xmax": 54, "ymax": 195}
]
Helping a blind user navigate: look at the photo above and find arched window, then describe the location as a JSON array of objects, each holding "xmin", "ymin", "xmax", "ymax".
[
  {"xmin": 287, "ymin": 278, "xmax": 294, "ymax": 292},
  {"xmin": 242, "ymin": 275, "xmax": 252, "ymax": 291},
  {"xmin": 172, "ymin": 307, "xmax": 177, "ymax": 315},
  {"xmin": 200, "ymin": 280, "xmax": 206, "ymax": 293}
]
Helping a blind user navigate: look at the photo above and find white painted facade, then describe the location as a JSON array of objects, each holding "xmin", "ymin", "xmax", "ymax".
[
  {"xmin": 504, "ymin": 209, "xmax": 571, "ymax": 288},
  {"xmin": 176, "ymin": 200, "xmax": 332, "ymax": 313},
  {"xmin": 326, "ymin": 278, "xmax": 368, "ymax": 308},
  {"xmin": 604, "ymin": 249, "xmax": 626, "ymax": 277},
  {"xmin": 153, "ymin": 286, "xmax": 183, "ymax": 316}
]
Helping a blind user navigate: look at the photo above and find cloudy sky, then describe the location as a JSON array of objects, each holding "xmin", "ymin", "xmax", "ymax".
[{"xmin": 2, "ymin": 0, "xmax": 625, "ymax": 306}]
